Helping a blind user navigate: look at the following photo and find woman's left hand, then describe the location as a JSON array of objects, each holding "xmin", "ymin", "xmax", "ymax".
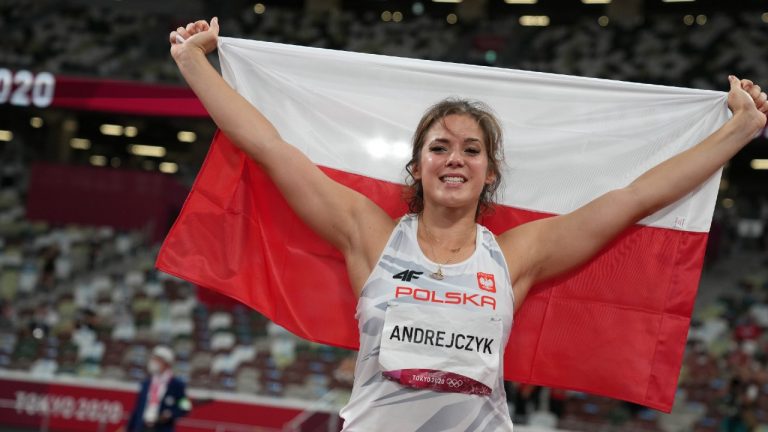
[{"xmin": 728, "ymin": 75, "xmax": 768, "ymax": 130}]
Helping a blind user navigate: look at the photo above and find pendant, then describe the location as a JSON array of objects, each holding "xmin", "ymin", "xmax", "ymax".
[{"xmin": 430, "ymin": 266, "xmax": 444, "ymax": 280}]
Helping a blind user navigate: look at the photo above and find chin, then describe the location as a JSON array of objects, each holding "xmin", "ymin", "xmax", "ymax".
[{"xmin": 431, "ymin": 196, "xmax": 480, "ymax": 211}]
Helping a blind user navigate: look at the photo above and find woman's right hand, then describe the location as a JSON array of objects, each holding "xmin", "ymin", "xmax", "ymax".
[
  {"xmin": 727, "ymin": 76, "xmax": 768, "ymax": 131},
  {"xmin": 169, "ymin": 17, "xmax": 219, "ymax": 61}
]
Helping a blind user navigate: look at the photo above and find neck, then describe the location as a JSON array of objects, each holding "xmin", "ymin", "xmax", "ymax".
[
  {"xmin": 418, "ymin": 205, "xmax": 477, "ymax": 256},
  {"xmin": 153, "ymin": 368, "xmax": 171, "ymax": 378},
  {"xmin": 420, "ymin": 205, "xmax": 477, "ymax": 238}
]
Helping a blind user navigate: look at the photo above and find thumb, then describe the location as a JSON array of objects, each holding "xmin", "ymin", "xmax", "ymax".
[
  {"xmin": 210, "ymin": 17, "xmax": 220, "ymax": 35},
  {"xmin": 728, "ymin": 75, "xmax": 741, "ymax": 91}
]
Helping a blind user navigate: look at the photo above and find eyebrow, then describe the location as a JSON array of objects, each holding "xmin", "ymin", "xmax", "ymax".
[{"xmin": 430, "ymin": 137, "xmax": 482, "ymax": 144}]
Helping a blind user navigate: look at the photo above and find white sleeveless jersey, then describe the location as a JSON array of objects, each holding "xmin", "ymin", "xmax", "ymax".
[{"xmin": 340, "ymin": 214, "xmax": 515, "ymax": 431}]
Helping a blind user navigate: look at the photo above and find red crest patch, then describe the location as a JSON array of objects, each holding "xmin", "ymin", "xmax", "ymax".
[{"xmin": 476, "ymin": 272, "xmax": 496, "ymax": 293}]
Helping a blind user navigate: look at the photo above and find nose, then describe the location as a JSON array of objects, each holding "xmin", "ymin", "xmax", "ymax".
[{"xmin": 446, "ymin": 149, "xmax": 465, "ymax": 167}]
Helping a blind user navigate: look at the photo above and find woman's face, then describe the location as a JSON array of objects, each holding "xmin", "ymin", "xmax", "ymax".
[{"xmin": 413, "ymin": 114, "xmax": 496, "ymax": 211}]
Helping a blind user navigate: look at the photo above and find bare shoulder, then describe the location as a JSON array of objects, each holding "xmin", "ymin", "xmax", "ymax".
[
  {"xmin": 496, "ymin": 219, "xmax": 544, "ymax": 271},
  {"xmin": 345, "ymin": 201, "xmax": 399, "ymax": 296},
  {"xmin": 495, "ymin": 220, "xmax": 547, "ymax": 309},
  {"xmin": 351, "ymin": 197, "xmax": 399, "ymax": 250}
]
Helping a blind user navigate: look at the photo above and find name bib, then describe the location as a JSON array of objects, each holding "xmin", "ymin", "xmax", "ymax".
[{"xmin": 379, "ymin": 302, "xmax": 502, "ymax": 396}]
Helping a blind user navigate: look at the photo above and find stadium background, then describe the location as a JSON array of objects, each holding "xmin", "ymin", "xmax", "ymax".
[{"xmin": 1, "ymin": 0, "xmax": 767, "ymax": 430}]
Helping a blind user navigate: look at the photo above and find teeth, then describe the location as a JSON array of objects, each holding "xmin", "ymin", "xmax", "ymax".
[{"xmin": 442, "ymin": 176, "xmax": 465, "ymax": 183}]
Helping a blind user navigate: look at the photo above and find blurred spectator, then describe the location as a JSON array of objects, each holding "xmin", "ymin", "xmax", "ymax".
[
  {"xmin": 333, "ymin": 354, "xmax": 356, "ymax": 386},
  {"xmin": 734, "ymin": 316, "xmax": 762, "ymax": 343},
  {"xmin": 123, "ymin": 345, "xmax": 191, "ymax": 432}
]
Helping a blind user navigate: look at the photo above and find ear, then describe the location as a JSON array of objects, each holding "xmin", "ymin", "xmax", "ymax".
[
  {"xmin": 411, "ymin": 163, "xmax": 421, "ymax": 181},
  {"xmin": 484, "ymin": 170, "xmax": 496, "ymax": 185}
]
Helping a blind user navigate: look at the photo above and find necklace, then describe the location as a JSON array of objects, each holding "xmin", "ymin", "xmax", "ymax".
[{"xmin": 420, "ymin": 215, "xmax": 476, "ymax": 280}]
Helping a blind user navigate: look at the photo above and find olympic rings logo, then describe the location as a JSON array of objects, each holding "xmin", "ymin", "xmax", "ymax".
[{"xmin": 446, "ymin": 378, "xmax": 463, "ymax": 388}]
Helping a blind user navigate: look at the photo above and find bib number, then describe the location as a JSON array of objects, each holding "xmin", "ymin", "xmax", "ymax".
[{"xmin": 379, "ymin": 302, "xmax": 502, "ymax": 396}]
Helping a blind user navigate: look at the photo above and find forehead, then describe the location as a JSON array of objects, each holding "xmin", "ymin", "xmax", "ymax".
[
  {"xmin": 426, "ymin": 114, "xmax": 483, "ymax": 139},
  {"xmin": 423, "ymin": 114, "xmax": 485, "ymax": 146}
]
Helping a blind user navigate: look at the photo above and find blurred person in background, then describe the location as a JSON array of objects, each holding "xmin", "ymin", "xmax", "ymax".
[{"xmin": 122, "ymin": 345, "xmax": 191, "ymax": 432}]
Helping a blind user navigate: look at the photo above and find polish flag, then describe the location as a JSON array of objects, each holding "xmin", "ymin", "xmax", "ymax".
[{"xmin": 156, "ymin": 38, "xmax": 730, "ymax": 412}]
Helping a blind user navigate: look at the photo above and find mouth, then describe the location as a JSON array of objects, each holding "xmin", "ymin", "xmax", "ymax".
[{"xmin": 440, "ymin": 175, "xmax": 467, "ymax": 184}]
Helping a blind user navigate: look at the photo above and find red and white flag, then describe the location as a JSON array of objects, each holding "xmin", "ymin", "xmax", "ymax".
[{"xmin": 157, "ymin": 38, "xmax": 730, "ymax": 412}]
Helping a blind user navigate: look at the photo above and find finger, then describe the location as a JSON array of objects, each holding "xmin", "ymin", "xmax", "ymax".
[
  {"xmin": 186, "ymin": 22, "xmax": 196, "ymax": 34},
  {"xmin": 210, "ymin": 16, "xmax": 220, "ymax": 34},
  {"xmin": 741, "ymin": 79, "xmax": 754, "ymax": 89},
  {"xmin": 758, "ymin": 98, "xmax": 768, "ymax": 113},
  {"xmin": 176, "ymin": 27, "xmax": 191, "ymax": 39},
  {"xmin": 169, "ymin": 31, "xmax": 185, "ymax": 44},
  {"xmin": 757, "ymin": 92, "xmax": 767, "ymax": 106},
  {"xmin": 195, "ymin": 20, "xmax": 209, "ymax": 31},
  {"xmin": 748, "ymin": 84, "xmax": 762, "ymax": 100}
]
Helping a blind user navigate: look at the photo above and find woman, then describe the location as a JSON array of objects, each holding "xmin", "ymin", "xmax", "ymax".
[{"xmin": 169, "ymin": 18, "xmax": 767, "ymax": 431}]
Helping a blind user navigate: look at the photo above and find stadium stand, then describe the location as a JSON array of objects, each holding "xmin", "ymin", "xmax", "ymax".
[{"xmin": 1, "ymin": 0, "xmax": 766, "ymax": 89}]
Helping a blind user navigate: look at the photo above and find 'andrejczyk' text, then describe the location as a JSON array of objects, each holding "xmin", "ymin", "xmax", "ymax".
[{"xmin": 388, "ymin": 325, "xmax": 495, "ymax": 354}]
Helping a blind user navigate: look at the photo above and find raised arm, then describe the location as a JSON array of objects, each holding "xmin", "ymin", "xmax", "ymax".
[
  {"xmin": 499, "ymin": 76, "xmax": 768, "ymax": 307},
  {"xmin": 169, "ymin": 19, "xmax": 394, "ymax": 293}
]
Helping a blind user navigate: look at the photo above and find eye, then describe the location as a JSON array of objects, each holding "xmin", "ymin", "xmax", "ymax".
[
  {"xmin": 429, "ymin": 145, "xmax": 447, "ymax": 153},
  {"xmin": 465, "ymin": 147, "xmax": 481, "ymax": 155}
]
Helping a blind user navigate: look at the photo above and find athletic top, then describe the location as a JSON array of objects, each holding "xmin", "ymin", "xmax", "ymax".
[{"xmin": 340, "ymin": 214, "xmax": 515, "ymax": 431}]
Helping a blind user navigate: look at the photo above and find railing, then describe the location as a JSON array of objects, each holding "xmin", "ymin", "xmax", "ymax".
[
  {"xmin": 0, "ymin": 397, "xmax": 282, "ymax": 432},
  {"xmin": 1, "ymin": 371, "xmax": 566, "ymax": 432},
  {"xmin": 1, "ymin": 370, "xmax": 321, "ymax": 432}
]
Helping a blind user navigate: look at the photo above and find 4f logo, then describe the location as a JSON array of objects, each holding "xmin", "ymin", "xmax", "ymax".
[{"xmin": 393, "ymin": 269, "xmax": 423, "ymax": 282}]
